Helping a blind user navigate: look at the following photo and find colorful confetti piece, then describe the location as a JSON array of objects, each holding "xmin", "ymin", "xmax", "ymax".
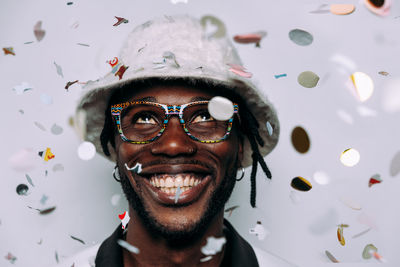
[
  {"xmin": 113, "ymin": 16, "xmax": 129, "ymax": 26},
  {"xmin": 38, "ymin": 148, "xmax": 55, "ymax": 161},
  {"xmin": 227, "ymin": 63, "xmax": 252, "ymax": 78},
  {"xmin": 233, "ymin": 31, "xmax": 267, "ymax": 47},
  {"xmin": 249, "ymin": 221, "xmax": 269, "ymax": 240},
  {"xmin": 201, "ymin": 236, "xmax": 226, "ymax": 255},
  {"xmin": 274, "ymin": 73, "xmax": 287, "ymax": 79},
  {"xmin": 337, "ymin": 225, "xmax": 346, "ymax": 246},
  {"xmin": 117, "ymin": 239, "xmax": 140, "ymax": 254},
  {"xmin": 118, "ymin": 211, "xmax": 130, "ymax": 229},
  {"xmin": 208, "ymin": 96, "xmax": 234, "ymax": 121},
  {"xmin": 291, "ymin": 126, "xmax": 310, "ymax": 153},
  {"xmin": 289, "ymin": 29, "xmax": 313, "ymax": 46},
  {"xmin": 26, "ymin": 174, "xmax": 34, "ymax": 187},
  {"xmin": 368, "ymin": 174, "xmax": 382, "ymax": 187},
  {"xmin": 325, "ymin": 250, "xmax": 339, "ymax": 263},
  {"xmin": 34, "ymin": 21, "xmax": 45, "ymax": 41},
  {"xmin": 54, "ymin": 62, "xmax": 64, "ymax": 78},
  {"xmin": 16, "ymin": 184, "xmax": 29, "ymax": 195},
  {"xmin": 330, "ymin": 4, "xmax": 356, "ymax": 15},
  {"xmin": 297, "ymin": 71, "xmax": 319, "ymax": 88},
  {"xmin": 3, "ymin": 47, "xmax": 15, "ymax": 55},
  {"xmin": 70, "ymin": 235, "xmax": 85, "ymax": 245},
  {"xmin": 351, "ymin": 72, "xmax": 374, "ymax": 102},
  {"xmin": 200, "ymin": 15, "xmax": 226, "ymax": 39},
  {"xmin": 291, "ymin": 177, "xmax": 312, "ymax": 191},
  {"xmin": 13, "ymin": 82, "xmax": 33, "ymax": 94}
]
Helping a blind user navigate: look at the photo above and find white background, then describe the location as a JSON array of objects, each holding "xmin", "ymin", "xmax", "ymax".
[{"xmin": 1, "ymin": 0, "xmax": 399, "ymax": 266}]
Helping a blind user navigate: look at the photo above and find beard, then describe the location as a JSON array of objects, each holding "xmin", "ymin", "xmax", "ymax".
[{"xmin": 119, "ymin": 162, "xmax": 238, "ymax": 247}]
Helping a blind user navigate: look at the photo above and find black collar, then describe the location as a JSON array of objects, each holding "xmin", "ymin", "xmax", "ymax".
[{"xmin": 95, "ymin": 219, "xmax": 259, "ymax": 267}]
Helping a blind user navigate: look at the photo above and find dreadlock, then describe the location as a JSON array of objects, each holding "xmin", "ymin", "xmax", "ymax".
[{"xmin": 100, "ymin": 78, "xmax": 272, "ymax": 208}]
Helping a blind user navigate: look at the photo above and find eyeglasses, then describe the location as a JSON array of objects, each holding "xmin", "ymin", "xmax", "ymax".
[{"xmin": 111, "ymin": 100, "xmax": 239, "ymax": 144}]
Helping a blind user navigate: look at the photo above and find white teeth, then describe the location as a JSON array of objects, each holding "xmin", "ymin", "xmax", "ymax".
[
  {"xmin": 165, "ymin": 177, "xmax": 174, "ymax": 188},
  {"xmin": 183, "ymin": 177, "xmax": 189, "ymax": 186},
  {"xmin": 160, "ymin": 178, "xmax": 165, "ymax": 187},
  {"xmin": 155, "ymin": 178, "xmax": 160, "ymax": 187},
  {"xmin": 190, "ymin": 177, "xmax": 194, "ymax": 186},
  {"xmin": 175, "ymin": 175, "xmax": 183, "ymax": 187}
]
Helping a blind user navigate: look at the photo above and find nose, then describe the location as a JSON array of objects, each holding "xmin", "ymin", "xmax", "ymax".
[{"xmin": 150, "ymin": 116, "xmax": 197, "ymax": 157}]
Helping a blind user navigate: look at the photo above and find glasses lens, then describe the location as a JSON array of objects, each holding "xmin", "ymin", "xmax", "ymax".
[
  {"xmin": 183, "ymin": 103, "xmax": 231, "ymax": 141},
  {"xmin": 120, "ymin": 104, "xmax": 164, "ymax": 142}
]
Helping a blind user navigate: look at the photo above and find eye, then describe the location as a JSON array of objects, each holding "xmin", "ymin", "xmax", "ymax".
[
  {"xmin": 192, "ymin": 111, "xmax": 215, "ymax": 123},
  {"xmin": 133, "ymin": 113, "xmax": 158, "ymax": 125}
]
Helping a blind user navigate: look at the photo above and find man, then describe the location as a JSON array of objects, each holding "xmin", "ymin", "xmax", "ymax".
[{"xmin": 71, "ymin": 15, "xmax": 292, "ymax": 267}]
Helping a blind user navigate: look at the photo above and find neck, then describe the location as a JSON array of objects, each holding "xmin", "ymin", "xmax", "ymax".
[{"xmin": 123, "ymin": 207, "xmax": 226, "ymax": 267}]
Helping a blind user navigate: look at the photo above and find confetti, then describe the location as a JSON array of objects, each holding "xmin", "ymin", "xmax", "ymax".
[
  {"xmin": 325, "ymin": 250, "xmax": 339, "ymax": 263},
  {"xmin": 37, "ymin": 238, "xmax": 43, "ymax": 245},
  {"xmin": 5, "ymin": 252, "xmax": 17, "ymax": 264},
  {"xmin": 67, "ymin": 2, "xmax": 73, "ymax": 5},
  {"xmin": 291, "ymin": 177, "xmax": 312, "ymax": 191},
  {"xmin": 52, "ymin": 163, "xmax": 64, "ymax": 172},
  {"xmin": 233, "ymin": 31, "xmax": 267, "ymax": 47},
  {"xmin": 3, "ymin": 47, "xmax": 15, "ymax": 55},
  {"xmin": 118, "ymin": 211, "xmax": 130, "ymax": 229},
  {"xmin": 54, "ymin": 62, "xmax": 64, "ymax": 78},
  {"xmin": 364, "ymin": 0, "xmax": 391, "ymax": 16},
  {"xmin": 378, "ymin": 71, "xmax": 389, "ymax": 76},
  {"xmin": 352, "ymin": 227, "xmax": 371, "ymax": 238},
  {"xmin": 171, "ymin": 0, "xmax": 188, "ymax": 4},
  {"xmin": 337, "ymin": 225, "xmax": 346, "ymax": 246},
  {"xmin": 24, "ymin": 41, "xmax": 34, "ymax": 44},
  {"xmin": 266, "ymin": 121, "xmax": 273, "ymax": 136},
  {"xmin": 362, "ymin": 244, "xmax": 378, "ymax": 259},
  {"xmin": 340, "ymin": 148, "xmax": 360, "ymax": 167},
  {"xmin": 13, "ymin": 82, "xmax": 33, "ymax": 94},
  {"xmin": 19, "ymin": 109, "xmax": 24, "ymax": 114},
  {"xmin": 200, "ymin": 15, "xmax": 226, "ymax": 39},
  {"xmin": 369, "ymin": 174, "xmax": 382, "ymax": 187},
  {"xmin": 336, "ymin": 109, "xmax": 354, "ymax": 124},
  {"xmin": 117, "ymin": 239, "xmax": 140, "ymax": 254},
  {"xmin": 340, "ymin": 196, "xmax": 361, "ymax": 210},
  {"xmin": 313, "ymin": 171, "xmax": 330, "ymax": 185},
  {"xmin": 38, "ymin": 147, "xmax": 55, "ymax": 161},
  {"xmin": 200, "ymin": 255, "xmax": 213, "ymax": 262},
  {"xmin": 350, "ymin": 72, "xmax": 374, "ymax": 102},
  {"xmin": 65, "ymin": 80, "xmax": 79, "ymax": 90},
  {"xmin": 8, "ymin": 148, "xmax": 38, "ymax": 172},
  {"xmin": 40, "ymin": 93, "xmax": 53, "ymax": 105},
  {"xmin": 309, "ymin": 4, "xmax": 330, "ymax": 14},
  {"xmin": 26, "ymin": 174, "xmax": 34, "ymax": 187},
  {"xmin": 297, "ymin": 71, "xmax": 319, "ymax": 88},
  {"xmin": 224, "ymin": 205, "xmax": 239, "ymax": 217},
  {"xmin": 55, "ymin": 251, "xmax": 59, "ymax": 263},
  {"xmin": 40, "ymin": 194, "xmax": 48, "ymax": 205},
  {"xmin": 51, "ymin": 123, "xmax": 63, "ymax": 135},
  {"xmin": 174, "ymin": 186, "xmax": 182, "ymax": 203},
  {"xmin": 289, "ymin": 29, "xmax": 313, "ymax": 46},
  {"xmin": 249, "ymin": 221, "xmax": 269, "ymax": 240},
  {"xmin": 113, "ymin": 16, "xmax": 129, "ymax": 26},
  {"xmin": 390, "ymin": 151, "xmax": 400, "ymax": 177},
  {"xmin": 39, "ymin": 206, "xmax": 57, "ymax": 215},
  {"xmin": 330, "ymin": 4, "xmax": 356, "ymax": 15},
  {"xmin": 208, "ymin": 96, "xmax": 234, "ymax": 121},
  {"xmin": 34, "ymin": 121, "xmax": 46, "ymax": 131},
  {"xmin": 125, "ymin": 162, "xmax": 142, "ymax": 174},
  {"xmin": 70, "ymin": 235, "xmax": 85, "ymax": 245},
  {"xmin": 111, "ymin": 194, "xmax": 121, "ymax": 206},
  {"xmin": 291, "ymin": 126, "xmax": 310, "ymax": 153},
  {"xmin": 227, "ymin": 63, "xmax": 252, "ymax": 78},
  {"xmin": 77, "ymin": 43, "xmax": 90, "ymax": 47},
  {"xmin": 16, "ymin": 184, "xmax": 29, "ymax": 196},
  {"xmin": 34, "ymin": 21, "xmax": 45, "ymax": 41},
  {"xmin": 274, "ymin": 73, "xmax": 287, "ymax": 79},
  {"xmin": 163, "ymin": 51, "xmax": 180, "ymax": 67},
  {"xmin": 201, "ymin": 236, "xmax": 226, "ymax": 255},
  {"xmin": 77, "ymin": 141, "xmax": 96, "ymax": 160},
  {"xmin": 107, "ymin": 57, "xmax": 129, "ymax": 79}
]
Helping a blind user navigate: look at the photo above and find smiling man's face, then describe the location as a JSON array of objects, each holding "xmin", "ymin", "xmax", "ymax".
[{"xmin": 114, "ymin": 84, "xmax": 243, "ymax": 242}]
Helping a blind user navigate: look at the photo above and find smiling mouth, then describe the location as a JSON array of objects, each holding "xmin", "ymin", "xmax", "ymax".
[{"xmin": 148, "ymin": 173, "xmax": 207, "ymax": 194}]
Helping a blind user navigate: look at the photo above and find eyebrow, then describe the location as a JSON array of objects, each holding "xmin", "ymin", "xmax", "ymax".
[{"xmin": 132, "ymin": 96, "xmax": 210, "ymax": 103}]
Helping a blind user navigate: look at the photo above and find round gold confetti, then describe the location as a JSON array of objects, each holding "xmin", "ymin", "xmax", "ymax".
[
  {"xmin": 350, "ymin": 72, "xmax": 374, "ymax": 102},
  {"xmin": 362, "ymin": 244, "xmax": 378, "ymax": 259},
  {"xmin": 291, "ymin": 176, "xmax": 312, "ymax": 191},
  {"xmin": 291, "ymin": 126, "xmax": 311, "ymax": 153},
  {"xmin": 297, "ymin": 71, "xmax": 319, "ymax": 88},
  {"xmin": 340, "ymin": 148, "xmax": 360, "ymax": 167}
]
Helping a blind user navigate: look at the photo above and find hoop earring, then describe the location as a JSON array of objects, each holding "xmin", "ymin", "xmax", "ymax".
[
  {"xmin": 113, "ymin": 165, "xmax": 121, "ymax": 182},
  {"xmin": 236, "ymin": 167, "xmax": 245, "ymax": 181}
]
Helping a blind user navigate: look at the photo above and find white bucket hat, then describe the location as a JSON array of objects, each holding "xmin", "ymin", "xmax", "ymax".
[{"xmin": 75, "ymin": 14, "xmax": 279, "ymax": 167}]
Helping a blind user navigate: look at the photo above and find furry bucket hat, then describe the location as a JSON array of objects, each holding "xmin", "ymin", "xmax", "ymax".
[{"xmin": 75, "ymin": 15, "xmax": 279, "ymax": 168}]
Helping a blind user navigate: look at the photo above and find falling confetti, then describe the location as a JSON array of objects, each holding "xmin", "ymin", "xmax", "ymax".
[
  {"xmin": 249, "ymin": 221, "xmax": 269, "ymax": 240},
  {"xmin": 51, "ymin": 123, "xmax": 63, "ymax": 135},
  {"xmin": 34, "ymin": 121, "xmax": 46, "ymax": 131},
  {"xmin": 117, "ymin": 239, "xmax": 140, "ymax": 254},
  {"xmin": 113, "ymin": 16, "xmax": 129, "ymax": 26},
  {"xmin": 174, "ymin": 186, "xmax": 182, "ymax": 203},
  {"xmin": 162, "ymin": 51, "xmax": 180, "ymax": 67},
  {"xmin": 352, "ymin": 228, "xmax": 371, "ymax": 238},
  {"xmin": 224, "ymin": 205, "xmax": 239, "ymax": 217},
  {"xmin": 378, "ymin": 71, "xmax": 389, "ymax": 76},
  {"xmin": 200, "ymin": 256, "xmax": 213, "ymax": 262},
  {"xmin": 55, "ymin": 251, "xmax": 59, "ymax": 263},
  {"xmin": 77, "ymin": 43, "xmax": 90, "ymax": 47},
  {"xmin": 70, "ymin": 235, "xmax": 86, "ymax": 245},
  {"xmin": 336, "ymin": 109, "xmax": 354, "ymax": 124},
  {"xmin": 5, "ymin": 252, "xmax": 17, "ymax": 264},
  {"xmin": 340, "ymin": 148, "xmax": 360, "ymax": 167},
  {"xmin": 24, "ymin": 41, "xmax": 34, "ymax": 44},
  {"xmin": 208, "ymin": 96, "xmax": 234, "ymax": 121},
  {"xmin": 34, "ymin": 21, "xmax": 45, "ymax": 41},
  {"xmin": 297, "ymin": 71, "xmax": 319, "ymax": 88},
  {"xmin": 274, "ymin": 73, "xmax": 287, "ymax": 79},
  {"xmin": 291, "ymin": 126, "xmax": 310, "ymax": 153},
  {"xmin": 364, "ymin": 0, "xmax": 391, "ymax": 16},
  {"xmin": 119, "ymin": 211, "xmax": 130, "ymax": 229},
  {"xmin": 52, "ymin": 163, "xmax": 64, "ymax": 172},
  {"xmin": 368, "ymin": 174, "xmax": 382, "ymax": 187},
  {"xmin": 171, "ymin": 0, "xmax": 188, "ymax": 4},
  {"xmin": 54, "ymin": 62, "xmax": 64, "ymax": 78},
  {"xmin": 16, "ymin": 184, "xmax": 29, "ymax": 196},
  {"xmin": 125, "ymin": 162, "xmax": 142, "ymax": 174},
  {"xmin": 65, "ymin": 80, "xmax": 79, "ymax": 90},
  {"xmin": 201, "ymin": 236, "xmax": 226, "ymax": 255},
  {"xmin": 40, "ymin": 194, "xmax": 48, "ymax": 205},
  {"xmin": 227, "ymin": 63, "xmax": 252, "ymax": 78},
  {"xmin": 40, "ymin": 93, "xmax": 53, "ymax": 105},
  {"xmin": 233, "ymin": 31, "xmax": 267, "ymax": 47},
  {"xmin": 313, "ymin": 171, "xmax": 330, "ymax": 185},
  {"xmin": 3, "ymin": 47, "xmax": 15, "ymax": 55},
  {"xmin": 309, "ymin": 4, "xmax": 330, "ymax": 14},
  {"xmin": 111, "ymin": 194, "xmax": 121, "ymax": 206},
  {"xmin": 200, "ymin": 15, "xmax": 226, "ymax": 39},
  {"xmin": 266, "ymin": 121, "xmax": 273, "ymax": 136},
  {"xmin": 67, "ymin": 2, "xmax": 73, "ymax": 5},
  {"xmin": 39, "ymin": 206, "xmax": 57, "ymax": 215},
  {"xmin": 362, "ymin": 244, "xmax": 378, "ymax": 259},
  {"xmin": 77, "ymin": 141, "xmax": 96, "ymax": 160},
  {"xmin": 289, "ymin": 29, "xmax": 313, "ymax": 46},
  {"xmin": 337, "ymin": 225, "xmax": 346, "ymax": 246},
  {"xmin": 13, "ymin": 82, "xmax": 33, "ymax": 94},
  {"xmin": 330, "ymin": 4, "xmax": 356, "ymax": 15},
  {"xmin": 26, "ymin": 174, "xmax": 34, "ymax": 187},
  {"xmin": 107, "ymin": 57, "xmax": 129, "ymax": 80},
  {"xmin": 390, "ymin": 151, "xmax": 400, "ymax": 177},
  {"xmin": 38, "ymin": 147, "xmax": 55, "ymax": 161},
  {"xmin": 350, "ymin": 72, "xmax": 374, "ymax": 102},
  {"xmin": 37, "ymin": 238, "xmax": 43, "ymax": 245},
  {"xmin": 291, "ymin": 177, "xmax": 312, "ymax": 191},
  {"xmin": 340, "ymin": 196, "xmax": 362, "ymax": 210},
  {"xmin": 325, "ymin": 250, "xmax": 339, "ymax": 263}
]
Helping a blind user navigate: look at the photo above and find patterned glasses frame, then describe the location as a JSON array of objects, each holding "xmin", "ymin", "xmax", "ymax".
[{"xmin": 110, "ymin": 100, "xmax": 239, "ymax": 144}]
